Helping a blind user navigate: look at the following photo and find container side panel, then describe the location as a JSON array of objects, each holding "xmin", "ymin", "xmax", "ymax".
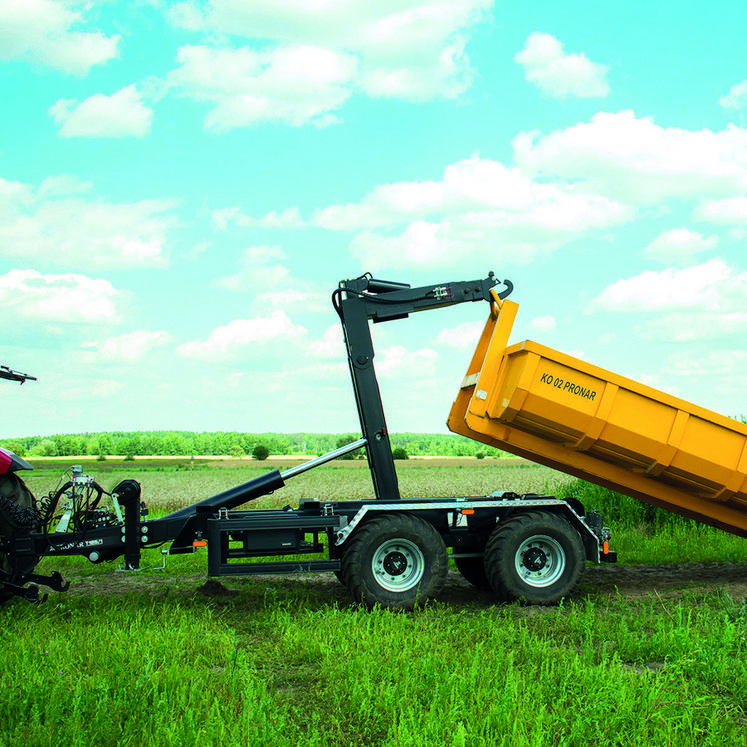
[{"xmin": 449, "ymin": 328, "xmax": 747, "ymax": 538}]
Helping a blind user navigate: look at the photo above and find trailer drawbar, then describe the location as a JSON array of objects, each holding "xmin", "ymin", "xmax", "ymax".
[{"xmin": 0, "ymin": 273, "xmax": 615, "ymax": 610}]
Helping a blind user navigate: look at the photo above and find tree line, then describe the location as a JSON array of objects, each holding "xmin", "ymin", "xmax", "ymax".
[{"xmin": 0, "ymin": 431, "xmax": 503, "ymax": 459}]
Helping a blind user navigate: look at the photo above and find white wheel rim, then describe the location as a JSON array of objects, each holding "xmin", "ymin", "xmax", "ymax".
[
  {"xmin": 372, "ymin": 538, "xmax": 425, "ymax": 592},
  {"xmin": 515, "ymin": 534, "xmax": 565, "ymax": 588}
]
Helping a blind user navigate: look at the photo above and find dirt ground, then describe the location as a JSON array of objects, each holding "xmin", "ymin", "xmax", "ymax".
[{"xmin": 53, "ymin": 561, "xmax": 747, "ymax": 608}]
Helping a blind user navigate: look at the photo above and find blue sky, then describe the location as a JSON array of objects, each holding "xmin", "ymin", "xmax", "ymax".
[{"xmin": 1, "ymin": 0, "xmax": 746, "ymax": 438}]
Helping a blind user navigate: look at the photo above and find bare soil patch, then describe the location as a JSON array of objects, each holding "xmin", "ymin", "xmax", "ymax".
[{"xmin": 53, "ymin": 561, "xmax": 747, "ymax": 608}]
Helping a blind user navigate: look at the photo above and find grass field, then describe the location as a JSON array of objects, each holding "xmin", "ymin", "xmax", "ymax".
[{"xmin": 2, "ymin": 458, "xmax": 747, "ymax": 745}]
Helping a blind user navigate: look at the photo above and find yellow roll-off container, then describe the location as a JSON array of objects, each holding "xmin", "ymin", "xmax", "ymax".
[{"xmin": 448, "ymin": 291, "xmax": 747, "ymax": 538}]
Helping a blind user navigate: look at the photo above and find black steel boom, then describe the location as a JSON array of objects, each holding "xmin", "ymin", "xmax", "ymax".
[{"xmin": 333, "ymin": 273, "xmax": 512, "ymax": 501}]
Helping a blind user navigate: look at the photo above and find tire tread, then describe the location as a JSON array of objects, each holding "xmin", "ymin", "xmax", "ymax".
[
  {"xmin": 485, "ymin": 511, "xmax": 585, "ymax": 605},
  {"xmin": 341, "ymin": 513, "xmax": 448, "ymax": 610}
]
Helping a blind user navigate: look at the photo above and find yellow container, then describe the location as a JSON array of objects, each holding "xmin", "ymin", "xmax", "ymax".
[{"xmin": 448, "ymin": 292, "xmax": 747, "ymax": 538}]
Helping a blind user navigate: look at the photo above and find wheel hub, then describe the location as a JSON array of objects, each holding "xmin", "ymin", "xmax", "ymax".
[
  {"xmin": 522, "ymin": 546, "xmax": 547, "ymax": 572},
  {"xmin": 371, "ymin": 538, "xmax": 425, "ymax": 592},
  {"xmin": 514, "ymin": 534, "xmax": 566, "ymax": 588},
  {"xmin": 383, "ymin": 551, "xmax": 407, "ymax": 576}
]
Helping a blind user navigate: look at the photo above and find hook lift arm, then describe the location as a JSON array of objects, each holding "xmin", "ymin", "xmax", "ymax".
[{"xmin": 332, "ymin": 272, "xmax": 513, "ymax": 501}]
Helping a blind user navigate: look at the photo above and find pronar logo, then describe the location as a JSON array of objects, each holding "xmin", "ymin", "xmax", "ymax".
[{"xmin": 539, "ymin": 372, "xmax": 597, "ymax": 401}]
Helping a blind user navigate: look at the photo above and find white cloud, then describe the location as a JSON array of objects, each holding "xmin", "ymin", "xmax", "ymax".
[
  {"xmin": 435, "ymin": 320, "xmax": 484, "ymax": 348},
  {"xmin": 217, "ymin": 264, "xmax": 290, "ymax": 292},
  {"xmin": 315, "ymin": 159, "xmax": 536, "ymax": 230},
  {"xmin": 58, "ymin": 379, "xmax": 125, "ymax": 401},
  {"xmin": 81, "ymin": 330, "xmax": 171, "ymax": 363},
  {"xmin": 49, "ymin": 86, "xmax": 153, "ymax": 138},
  {"xmin": 168, "ymin": 44, "xmax": 357, "ymax": 130},
  {"xmin": 719, "ymin": 80, "xmax": 747, "ymax": 111},
  {"xmin": 665, "ymin": 349, "xmax": 747, "ymax": 379},
  {"xmin": 176, "ymin": 310, "xmax": 306, "ymax": 361},
  {"xmin": 172, "ymin": 0, "xmax": 491, "ymax": 57},
  {"xmin": 0, "ymin": 0, "xmax": 119, "ymax": 75},
  {"xmin": 90, "ymin": 380, "xmax": 125, "ymax": 399},
  {"xmin": 213, "ymin": 205, "xmax": 304, "ymax": 230},
  {"xmin": 254, "ymin": 290, "xmax": 329, "ymax": 314},
  {"xmin": 310, "ymin": 324, "xmax": 344, "ymax": 358},
  {"xmin": 641, "ymin": 312, "xmax": 747, "ymax": 342},
  {"xmin": 0, "ymin": 175, "xmax": 175, "ymax": 269},
  {"xmin": 37, "ymin": 175, "xmax": 93, "ymax": 199},
  {"xmin": 515, "ymin": 32, "xmax": 609, "ymax": 99},
  {"xmin": 0, "ymin": 269, "xmax": 123, "ymax": 324},
  {"xmin": 316, "ymin": 153, "xmax": 632, "ymax": 270},
  {"xmin": 530, "ymin": 315, "xmax": 557, "ymax": 333},
  {"xmin": 513, "ymin": 111, "xmax": 747, "ymax": 205},
  {"xmin": 591, "ymin": 258, "xmax": 741, "ymax": 313},
  {"xmin": 375, "ymin": 345, "xmax": 438, "ymax": 378},
  {"xmin": 643, "ymin": 228, "xmax": 719, "ymax": 265},
  {"xmin": 693, "ymin": 196, "xmax": 747, "ymax": 226},
  {"xmin": 166, "ymin": 0, "xmax": 492, "ymax": 127},
  {"xmin": 359, "ymin": 36, "xmax": 472, "ymax": 101},
  {"xmin": 215, "ymin": 245, "xmax": 291, "ymax": 291}
]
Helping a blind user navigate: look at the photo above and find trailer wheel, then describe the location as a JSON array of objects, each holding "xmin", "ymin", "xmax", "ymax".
[
  {"xmin": 341, "ymin": 514, "xmax": 448, "ymax": 610},
  {"xmin": 484, "ymin": 512, "xmax": 585, "ymax": 605}
]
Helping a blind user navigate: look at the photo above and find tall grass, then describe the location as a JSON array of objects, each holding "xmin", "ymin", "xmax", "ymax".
[
  {"xmin": 558, "ymin": 479, "xmax": 747, "ymax": 564},
  {"xmin": 20, "ymin": 458, "xmax": 571, "ymax": 513},
  {"xmin": 1, "ymin": 583, "xmax": 745, "ymax": 746},
  {"xmin": 4, "ymin": 463, "xmax": 747, "ymax": 745}
]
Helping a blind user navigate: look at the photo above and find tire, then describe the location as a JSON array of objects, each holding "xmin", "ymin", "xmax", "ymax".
[
  {"xmin": 341, "ymin": 514, "xmax": 448, "ymax": 610},
  {"xmin": 454, "ymin": 556, "xmax": 492, "ymax": 592},
  {"xmin": 484, "ymin": 512, "xmax": 585, "ymax": 605},
  {"xmin": 0, "ymin": 476, "xmax": 41, "ymax": 583}
]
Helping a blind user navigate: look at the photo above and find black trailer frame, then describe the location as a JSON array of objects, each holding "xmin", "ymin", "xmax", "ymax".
[{"xmin": 1, "ymin": 273, "xmax": 615, "ymax": 609}]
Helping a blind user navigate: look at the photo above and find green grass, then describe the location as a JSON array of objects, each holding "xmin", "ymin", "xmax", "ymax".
[
  {"xmin": 4, "ymin": 461, "xmax": 747, "ymax": 745},
  {"xmin": 558, "ymin": 478, "xmax": 747, "ymax": 564},
  {"xmin": 1, "ymin": 584, "xmax": 745, "ymax": 746}
]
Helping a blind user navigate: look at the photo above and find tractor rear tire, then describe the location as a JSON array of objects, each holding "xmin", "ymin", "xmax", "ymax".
[{"xmin": 0, "ymin": 474, "xmax": 42, "ymax": 602}]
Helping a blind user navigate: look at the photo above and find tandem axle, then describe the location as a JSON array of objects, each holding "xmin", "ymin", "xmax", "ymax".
[{"xmin": 1, "ymin": 273, "xmax": 615, "ymax": 609}]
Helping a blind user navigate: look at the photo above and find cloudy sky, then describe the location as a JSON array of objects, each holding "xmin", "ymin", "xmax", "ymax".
[{"xmin": 1, "ymin": 0, "xmax": 746, "ymax": 438}]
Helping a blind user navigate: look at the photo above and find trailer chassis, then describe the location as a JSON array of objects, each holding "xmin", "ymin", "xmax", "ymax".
[{"xmin": 1, "ymin": 273, "xmax": 615, "ymax": 609}]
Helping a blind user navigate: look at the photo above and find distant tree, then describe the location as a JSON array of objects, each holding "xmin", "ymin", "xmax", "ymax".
[
  {"xmin": 1, "ymin": 440, "xmax": 26, "ymax": 457},
  {"xmin": 31, "ymin": 439, "xmax": 58, "ymax": 457},
  {"xmin": 229, "ymin": 445, "xmax": 245, "ymax": 458},
  {"xmin": 54, "ymin": 435, "xmax": 75, "ymax": 456},
  {"xmin": 163, "ymin": 432, "xmax": 187, "ymax": 456},
  {"xmin": 122, "ymin": 436, "xmax": 140, "ymax": 460},
  {"xmin": 252, "ymin": 444, "xmax": 270, "ymax": 461},
  {"xmin": 97, "ymin": 434, "xmax": 114, "ymax": 456},
  {"xmin": 392, "ymin": 447, "xmax": 408, "ymax": 460},
  {"xmin": 144, "ymin": 433, "xmax": 158, "ymax": 455},
  {"xmin": 336, "ymin": 434, "xmax": 362, "ymax": 460}
]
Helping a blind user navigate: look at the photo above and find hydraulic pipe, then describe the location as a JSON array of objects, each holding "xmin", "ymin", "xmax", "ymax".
[
  {"xmin": 161, "ymin": 438, "xmax": 368, "ymax": 521},
  {"xmin": 162, "ymin": 469, "xmax": 286, "ymax": 520},
  {"xmin": 281, "ymin": 437, "xmax": 367, "ymax": 479}
]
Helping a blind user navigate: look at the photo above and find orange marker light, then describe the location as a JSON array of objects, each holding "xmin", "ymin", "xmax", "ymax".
[
  {"xmin": 461, "ymin": 509, "xmax": 475, "ymax": 515},
  {"xmin": 603, "ymin": 540, "xmax": 609, "ymax": 555},
  {"xmin": 193, "ymin": 540, "xmax": 208, "ymax": 548}
]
